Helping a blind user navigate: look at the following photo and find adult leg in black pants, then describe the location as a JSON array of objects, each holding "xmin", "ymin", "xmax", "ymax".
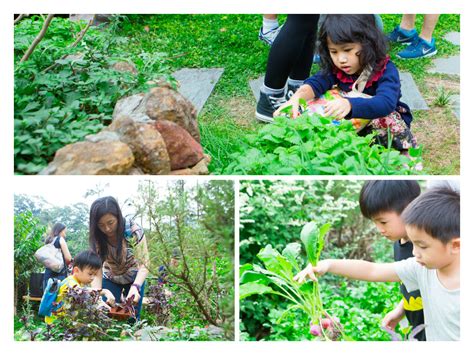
[{"xmin": 256, "ymin": 14, "xmax": 320, "ymax": 122}]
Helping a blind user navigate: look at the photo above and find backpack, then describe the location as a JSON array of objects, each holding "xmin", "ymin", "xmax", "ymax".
[
  {"xmin": 34, "ymin": 237, "xmax": 65, "ymax": 273},
  {"xmin": 38, "ymin": 277, "xmax": 67, "ymax": 317}
]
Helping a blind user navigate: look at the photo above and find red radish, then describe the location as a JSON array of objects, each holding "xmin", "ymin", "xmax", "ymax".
[
  {"xmin": 321, "ymin": 318, "xmax": 332, "ymax": 329},
  {"xmin": 310, "ymin": 324, "xmax": 322, "ymax": 336}
]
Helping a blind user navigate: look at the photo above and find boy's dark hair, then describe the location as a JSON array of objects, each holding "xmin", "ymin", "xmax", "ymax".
[
  {"xmin": 73, "ymin": 250, "xmax": 102, "ymax": 270},
  {"xmin": 402, "ymin": 188, "xmax": 460, "ymax": 243},
  {"xmin": 317, "ymin": 14, "xmax": 388, "ymax": 75},
  {"xmin": 359, "ymin": 180, "xmax": 421, "ymax": 218},
  {"xmin": 89, "ymin": 196, "xmax": 125, "ymax": 262}
]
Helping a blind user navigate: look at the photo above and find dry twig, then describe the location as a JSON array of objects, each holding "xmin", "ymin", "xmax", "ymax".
[{"xmin": 20, "ymin": 14, "xmax": 55, "ymax": 63}]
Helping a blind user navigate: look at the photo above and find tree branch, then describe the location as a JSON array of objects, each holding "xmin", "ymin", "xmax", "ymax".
[
  {"xmin": 14, "ymin": 14, "xmax": 28, "ymax": 25},
  {"xmin": 42, "ymin": 15, "xmax": 96, "ymax": 73},
  {"xmin": 20, "ymin": 14, "xmax": 55, "ymax": 63}
]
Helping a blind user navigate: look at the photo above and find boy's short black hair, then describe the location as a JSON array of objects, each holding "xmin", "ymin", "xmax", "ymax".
[
  {"xmin": 359, "ymin": 180, "xmax": 421, "ymax": 218},
  {"xmin": 73, "ymin": 250, "xmax": 102, "ymax": 270},
  {"xmin": 402, "ymin": 188, "xmax": 460, "ymax": 243}
]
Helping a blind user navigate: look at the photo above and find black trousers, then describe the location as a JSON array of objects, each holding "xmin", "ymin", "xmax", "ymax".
[{"xmin": 264, "ymin": 14, "xmax": 320, "ymax": 89}]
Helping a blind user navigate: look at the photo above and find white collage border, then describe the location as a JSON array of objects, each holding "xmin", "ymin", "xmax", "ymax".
[{"xmin": 1, "ymin": 1, "xmax": 470, "ymax": 354}]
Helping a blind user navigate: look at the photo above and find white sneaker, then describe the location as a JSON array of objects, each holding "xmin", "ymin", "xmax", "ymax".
[{"xmin": 258, "ymin": 25, "xmax": 282, "ymax": 46}]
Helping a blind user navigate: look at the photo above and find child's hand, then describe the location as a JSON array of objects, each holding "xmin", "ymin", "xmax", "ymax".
[
  {"xmin": 274, "ymin": 96, "xmax": 301, "ymax": 119},
  {"xmin": 126, "ymin": 285, "xmax": 141, "ymax": 304},
  {"xmin": 101, "ymin": 289, "xmax": 116, "ymax": 306},
  {"xmin": 381, "ymin": 304, "xmax": 405, "ymax": 331},
  {"xmin": 323, "ymin": 98, "xmax": 351, "ymax": 119},
  {"xmin": 293, "ymin": 260, "xmax": 331, "ymax": 283}
]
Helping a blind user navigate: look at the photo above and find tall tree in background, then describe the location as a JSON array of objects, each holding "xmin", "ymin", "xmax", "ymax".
[{"xmin": 133, "ymin": 180, "xmax": 234, "ymax": 338}]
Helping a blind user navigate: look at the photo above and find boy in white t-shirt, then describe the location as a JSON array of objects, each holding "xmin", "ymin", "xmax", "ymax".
[{"xmin": 294, "ymin": 188, "xmax": 460, "ymax": 341}]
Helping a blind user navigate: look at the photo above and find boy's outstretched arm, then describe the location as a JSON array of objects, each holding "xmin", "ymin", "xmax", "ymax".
[{"xmin": 293, "ymin": 259, "xmax": 401, "ymax": 283}]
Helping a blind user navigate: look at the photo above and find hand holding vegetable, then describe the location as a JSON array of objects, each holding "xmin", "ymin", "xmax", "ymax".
[
  {"xmin": 293, "ymin": 260, "xmax": 331, "ymax": 283},
  {"xmin": 323, "ymin": 98, "xmax": 351, "ymax": 120},
  {"xmin": 274, "ymin": 95, "xmax": 302, "ymax": 119}
]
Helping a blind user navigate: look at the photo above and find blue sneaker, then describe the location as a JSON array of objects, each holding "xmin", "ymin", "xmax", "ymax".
[
  {"xmin": 258, "ymin": 25, "xmax": 282, "ymax": 46},
  {"xmin": 388, "ymin": 25, "xmax": 418, "ymax": 44},
  {"xmin": 397, "ymin": 36, "xmax": 437, "ymax": 59}
]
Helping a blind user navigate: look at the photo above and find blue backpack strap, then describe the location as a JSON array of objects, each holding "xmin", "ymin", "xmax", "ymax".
[{"xmin": 38, "ymin": 278, "xmax": 68, "ymax": 317}]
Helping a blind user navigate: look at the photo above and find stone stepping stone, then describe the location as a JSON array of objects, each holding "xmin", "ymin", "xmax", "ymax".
[
  {"xmin": 249, "ymin": 72, "xmax": 429, "ymax": 110},
  {"xmin": 399, "ymin": 72, "xmax": 429, "ymax": 110},
  {"xmin": 172, "ymin": 68, "xmax": 224, "ymax": 115},
  {"xmin": 451, "ymin": 94, "xmax": 460, "ymax": 120},
  {"xmin": 444, "ymin": 32, "xmax": 460, "ymax": 46},
  {"xmin": 428, "ymin": 55, "xmax": 460, "ymax": 76},
  {"xmin": 69, "ymin": 14, "xmax": 111, "ymax": 25}
]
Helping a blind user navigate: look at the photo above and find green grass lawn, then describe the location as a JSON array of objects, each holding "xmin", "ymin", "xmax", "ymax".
[{"xmin": 76, "ymin": 15, "xmax": 464, "ymax": 174}]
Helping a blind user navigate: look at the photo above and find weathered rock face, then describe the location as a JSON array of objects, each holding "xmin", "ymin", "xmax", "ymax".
[
  {"xmin": 40, "ymin": 141, "xmax": 134, "ymax": 175},
  {"xmin": 106, "ymin": 117, "xmax": 171, "ymax": 174},
  {"xmin": 171, "ymin": 154, "xmax": 211, "ymax": 175},
  {"xmin": 114, "ymin": 85, "xmax": 200, "ymax": 142},
  {"xmin": 113, "ymin": 94, "xmax": 150, "ymax": 123},
  {"xmin": 155, "ymin": 120, "xmax": 204, "ymax": 170},
  {"xmin": 146, "ymin": 86, "xmax": 200, "ymax": 143},
  {"xmin": 41, "ymin": 86, "xmax": 208, "ymax": 175},
  {"xmin": 111, "ymin": 61, "xmax": 138, "ymax": 75}
]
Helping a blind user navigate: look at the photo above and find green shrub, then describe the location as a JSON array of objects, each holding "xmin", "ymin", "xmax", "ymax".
[
  {"xmin": 223, "ymin": 114, "xmax": 423, "ymax": 175},
  {"xmin": 14, "ymin": 16, "xmax": 172, "ymax": 174},
  {"xmin": 14, "ymin": 211, "xmax": 45, "ymax": 310}
]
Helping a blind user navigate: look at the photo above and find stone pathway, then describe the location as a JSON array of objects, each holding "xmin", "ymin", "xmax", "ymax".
[
  {"xmin": 172, "ymin": 68, "xmax": 224, "ymax": 115},
  {"xmin": 428, "ymin": 31, "xmax": 460, "ymax": 119},
  {"xmin": 249, "ymin": 73, "xmax": 429, "ymax": 111}
]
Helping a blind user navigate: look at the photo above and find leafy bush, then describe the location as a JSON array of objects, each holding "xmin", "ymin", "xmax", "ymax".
[
  {"xmin": 14, "ymin": 212, "xmax": 45, "ymax": 309},
  {"xmin": 223, "ymin": 114, "xmax": 422, "ymax": 175},
  {"xmin": 15, "ymin": 286, "xmax": 140, "ymax": 341},
  {"xmin": 14, "ymin": 16, "xmax": 172, "ymax": 174},
  {"xmin": 240, "ymin": 180, "xmax": 403, "ymax": 341},
  {"xmin": 241, "ymin": 222, "xmax": 345, "ymax": 341},
  {"xmin": 240, "ymin": 180, "xmax": 379, "ymax": 266}
]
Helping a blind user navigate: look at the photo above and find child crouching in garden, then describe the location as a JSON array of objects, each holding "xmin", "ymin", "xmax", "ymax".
[
  {"xmin": 294, "ymin": 188, "xmax": 460, "ymax": 341},
  {"xmin": 275, "ymin": 14, "xmax": 417, "ymax": 154},
  {"xmin": 44, "ymin": 250, "xmax": 115, "ymax": 324}
]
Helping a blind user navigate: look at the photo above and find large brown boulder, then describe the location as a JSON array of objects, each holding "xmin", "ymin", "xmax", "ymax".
[
  {"xmin": 155, "ymin": 120, "xmax": 204, "ymax": 170},
  {"xmin": 146, "ymin": 86, "xmax": 200, "ymax": 143},
  {"xmin": 106, "ymin": 117, "xmax": 171, "ymax": 174},
  {"xmin": 40, "ymin": 141, "xmax": 134, "ymax": 175}
]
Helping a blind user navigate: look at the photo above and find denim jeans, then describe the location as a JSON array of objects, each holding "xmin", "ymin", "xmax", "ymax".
[{"xmin": 102, "ymin": 277, "xmax": 146, "ymax": 320}]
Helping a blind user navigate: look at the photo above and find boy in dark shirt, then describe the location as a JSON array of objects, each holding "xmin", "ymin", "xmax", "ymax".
[{"xmin": 359, "ymin": 180, "xmax": 425, "ymax": 340}]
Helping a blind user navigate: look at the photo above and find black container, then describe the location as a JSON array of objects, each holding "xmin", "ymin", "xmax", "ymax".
[{"xmin": 29, "ymin": 272, "xmax": 44, "ymax": 297}]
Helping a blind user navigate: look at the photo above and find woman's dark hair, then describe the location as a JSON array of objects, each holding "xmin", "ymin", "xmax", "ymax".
[
  {"xmin": 45, "ymin": 222, "xmax": 66, "ymax": 244},
  {"xmin": 89, "ymin": 196, "xmax": 125, "ymax": 262},
  {"xmin": 317, "ymin": 14, "xmax": 388, "ymax": 75}
]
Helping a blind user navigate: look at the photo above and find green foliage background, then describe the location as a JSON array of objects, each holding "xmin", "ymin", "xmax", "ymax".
[{"xmin": 240, "ymin": 180, "xmax": 400, "ymax": 341}]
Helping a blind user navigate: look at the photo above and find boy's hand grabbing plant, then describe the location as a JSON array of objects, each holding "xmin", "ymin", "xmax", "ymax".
[
  {"xmin": 293, "ymin": 260, "xmax": 331, "ymax": 283},
  {"xmin": 381, "ymin": 301, "xmax": 405, "ymax": 331}
]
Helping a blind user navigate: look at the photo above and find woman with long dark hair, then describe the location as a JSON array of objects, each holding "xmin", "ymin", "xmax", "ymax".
[
  {"xmin": 43, "ymin": 222, "xmax": 72, "ymax": 291},
  {"xmin": 89, "ymin": 196, "xmax": 149, "ymax": 320}
]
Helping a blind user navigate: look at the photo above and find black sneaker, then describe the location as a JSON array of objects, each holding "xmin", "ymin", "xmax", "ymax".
[
  {"xmin": 285, "ymin": 83, "xmax": 301, "ymax": 101},
  {"xmin": 256, "ymin": 91, "xmax": 286, "ymax": 123}
]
